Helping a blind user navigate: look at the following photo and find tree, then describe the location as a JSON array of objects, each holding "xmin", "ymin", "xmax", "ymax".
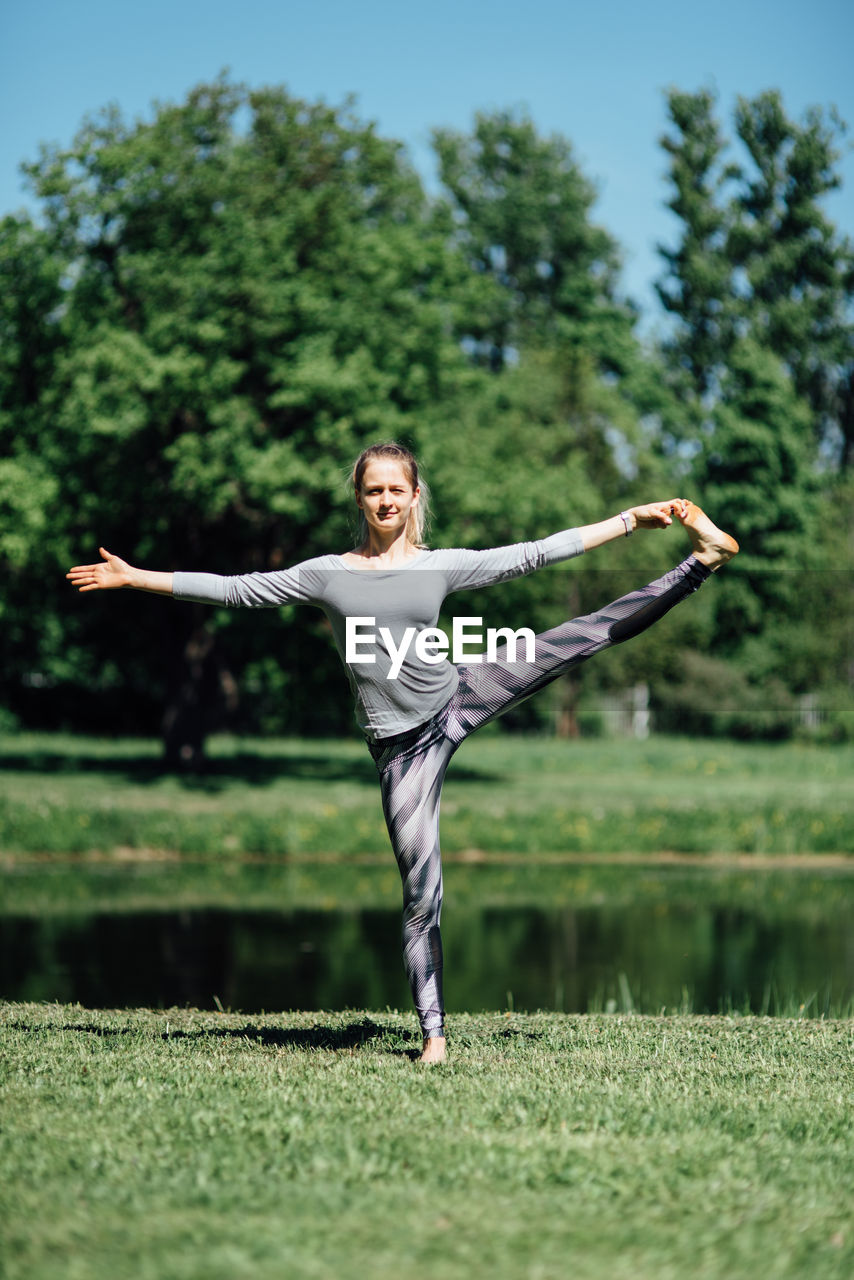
[
  {"xmin": 647, "ymin": 339, "xmax": 844, "ymax": 737},
  {"xmin": 656, "ymin": 86, "xmax": 854, "ymax": 470},
  {"xmin": 728, "ymin": 90, "xmax": 854, "ymax": 467},
  {"xmin": 654, "ymin": 87, "xmax": 854, "ymax": 730},
  {"xmin": 1, "ymin": 78, "xmax": 482, "ymax": 762},
  {"xmin": 694, "ymin": 339, "xmax": 824, "ymax": 684},
  {"xmin": 0, "ymin": 214, "xmax": 65, "ymax": 573},
  {"xmin": 655, "ymin": 89, "xmax": 736, "ymax": 403},
  {"xmin": 433, "ymin": 109, "xmax": 638, "ymax": 379}
]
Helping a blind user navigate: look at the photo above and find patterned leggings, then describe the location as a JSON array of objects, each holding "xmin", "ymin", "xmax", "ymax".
[{"xmin": 367, "ymin": 555, "xmax": 710, "ymax": 1038}]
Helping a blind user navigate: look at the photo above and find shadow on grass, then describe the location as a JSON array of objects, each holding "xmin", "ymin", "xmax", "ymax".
[
  {"xmin": 199, "ymin": 1019, "xmax": 422, "ymax": 1056},
  {"xmin": 0, "ymin": 750, "xmax": 499, "ymax": 789},
  {"xmin": 7, "ymin": 1015, "xmax": 423, "ymax": 1058},
  {"xmin": 7, "ymin": 1015, "xmax": 550, "ymax": 1058}
]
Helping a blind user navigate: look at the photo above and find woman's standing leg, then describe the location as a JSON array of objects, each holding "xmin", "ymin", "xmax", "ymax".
[{"xmin": 369, "ymin": 721, "xmax": 457, "ymax": 1060}]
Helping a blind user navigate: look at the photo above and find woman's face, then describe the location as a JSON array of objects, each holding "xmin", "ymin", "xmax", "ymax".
[{"xmin": 356, "ymin": 459, "xmax": 419, "ymax": 538}]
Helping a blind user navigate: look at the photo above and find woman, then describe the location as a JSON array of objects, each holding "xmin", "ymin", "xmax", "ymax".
[{"xmin": 67, "ymin": 442, "xmax": 738, "ymax": 1063}]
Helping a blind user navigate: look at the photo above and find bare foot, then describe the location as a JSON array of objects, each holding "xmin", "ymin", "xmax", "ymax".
[
  {"xmin": 678, "ymin": 502, "xmax": 739, "ymax": 570},
  {"xmin": 419, "ymin": 1036, "xmax": 446, "ymax": 1064}
]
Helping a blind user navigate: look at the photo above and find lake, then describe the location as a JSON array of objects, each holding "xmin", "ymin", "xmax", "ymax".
[{"xmin": 3, "ymin": 898, "xmax": 852, "ymax": 1015}]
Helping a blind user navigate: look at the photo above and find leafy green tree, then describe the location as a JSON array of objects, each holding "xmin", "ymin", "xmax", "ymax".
[
  {"xmin": 432, "ymin": 109, "xmax": 638, "ymax": 378},
  {"xmin": 2, "ymin": 78, "xmax": 483, "ymax": 762},
  {"xmin": 654, "ymin": 87, "xmax": 854, "ymax": 732},
  {"xmin": 653, "ymin": 338, "xmax": 854, "ymax": 736},
  {"xmin": 657, "ymin": 87, "xmax": 854, "ymax": 470},
  {"xmin": 690, "ymin": 339, "xmax": 825, "ymax": 686},
  {"xmin": 0, "ymin": 214, "xmax": 66, "ymax": 574},
  {"xmin": 729, "ymin": 91, "xmax": 854, "ymax": 466},
  {"xmin": 431, "ymin": 108, "xmax": 685, "ymax": 534},
  {"xmin": 430, "ymin": 109, "xmax": 696, "ymax": 731},
  {"xmin": 655, "ymin": 89, "xmax": 736, "ymax": 404},
  {"xmin": 0, "ymin": 213, "xmax": 78, "ymax": 732}
]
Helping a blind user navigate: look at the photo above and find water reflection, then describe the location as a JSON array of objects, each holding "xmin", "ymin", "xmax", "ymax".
[{"xmin": 3, "ymin": 903, "xmax": 852, "ymax": 1014}]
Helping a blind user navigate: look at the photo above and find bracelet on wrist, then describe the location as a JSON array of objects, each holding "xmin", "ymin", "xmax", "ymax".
[{"xmin": 619, "ymin": 510, "xmax": 633, "ymax": 537}]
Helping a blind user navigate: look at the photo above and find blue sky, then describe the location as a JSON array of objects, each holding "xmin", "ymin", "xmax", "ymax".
[{"xmin": 2, "ymin": 0, "xmax": 852, "ymax": 326}]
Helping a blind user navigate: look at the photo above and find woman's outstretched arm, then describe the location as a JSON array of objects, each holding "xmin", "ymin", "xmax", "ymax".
[
  {"xmin": 66, "ymin": 548, "xmax": 174, "ymax": 596},
  {"xmin": 578, "ymin": 500, "xmax": 688, "ymax": 552}
]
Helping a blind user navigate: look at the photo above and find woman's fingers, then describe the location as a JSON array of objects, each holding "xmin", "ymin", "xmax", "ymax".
[
  {"xmin": 655, "ymin": 498, "xmax": 687, "ymax": 518},
  {"xmin": 637, "ymin": 504, "xmax": 670, "ymax": 528},
  {"xmin": 633, "ymin": 499, "xmax": 689, "ymax": 530},
  {"xmin": 66, "ymin": 550, "xmax": 124, "ymax": 591},
  {"xmin": 66, "ymin": 570, "xmax": 102, "ymax": 592}
]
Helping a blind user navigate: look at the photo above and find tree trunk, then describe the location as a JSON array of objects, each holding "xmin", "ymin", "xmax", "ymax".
[
  {"xmin": 554, "ymin": 578, "xmax": 583, "ymax": 738},
  {"xmin": 554, "ymin": 672, "xmax": 581, "ymax": 738},
  {"xmin": 161, "ymin": 612, "xmax": 237, "ymax": 770}
]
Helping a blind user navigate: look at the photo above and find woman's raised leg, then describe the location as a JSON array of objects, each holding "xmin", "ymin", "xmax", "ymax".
[{"xmin": 441, "ymin": 555, "xmax": 712, "ymax": 741}]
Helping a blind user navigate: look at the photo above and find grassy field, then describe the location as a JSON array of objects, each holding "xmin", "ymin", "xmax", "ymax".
[
  {"xmin": 2, "ymin": 1003, "xmax": 852, "ymax": 1280},
  {"xmin": 2, "ymin": 731, "xmax": 853, "ymax": 859}
]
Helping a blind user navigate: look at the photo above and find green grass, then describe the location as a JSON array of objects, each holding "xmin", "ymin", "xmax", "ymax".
[
  {"xmin": 1, "ymin": 1003, "xmax": 852, "ymax": 1280},
  {"xmin": 2, "ymin": 731, "xmax": 853, "ymax": 858}
]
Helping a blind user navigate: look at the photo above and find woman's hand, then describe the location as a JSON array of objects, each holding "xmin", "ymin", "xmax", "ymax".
[
  {"xmin": 66, "ymin": 548, "xmax": 134, "ymax": 592},
  {"xmin": 629, "ymin": 499, "xmax": 689, "ymax": 531},
  {"xmin": 579, "ymin": 500, "xmax": 690, "ymax": 552}
]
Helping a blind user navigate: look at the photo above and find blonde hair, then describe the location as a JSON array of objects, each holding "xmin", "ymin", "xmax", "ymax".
[{"xmin": 351, "ymin": 441, "xmax": 431, "ymax": 548}]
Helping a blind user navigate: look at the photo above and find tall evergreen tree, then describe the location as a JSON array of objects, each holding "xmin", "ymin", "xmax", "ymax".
[
  {"xmin": 655, "ymin": 89, "xmax": 736, "ymax": 404},
  {"xmin": 657, "ymin": 87, "xmax": 854, "ymax": 470},
  {"xmin": 728, "ymin": 90, "xmax": 854, "ymax": 467},
  {"xmin": 699, "ymin": 338, "xmax": 823, "ymax": 686}
]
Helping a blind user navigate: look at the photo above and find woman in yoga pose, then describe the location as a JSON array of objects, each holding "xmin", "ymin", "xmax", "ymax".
[{"xmin": 67, "ymin": 442, "xmax": 738, "ymax": 1062}]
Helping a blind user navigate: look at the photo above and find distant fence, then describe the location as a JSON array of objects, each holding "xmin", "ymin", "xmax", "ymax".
[
  {"xmin": 595, "ymin": 685, "xmax": 826, "ymax": 739},
  {"xmin": 599, "ymin": 684, "xmax": 652, "ymax": 739}
]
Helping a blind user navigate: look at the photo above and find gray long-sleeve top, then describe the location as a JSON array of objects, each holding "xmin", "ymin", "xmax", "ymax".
[{"xmin": 173, "ymin": 529, "xmax": 585, "ymax": 739}]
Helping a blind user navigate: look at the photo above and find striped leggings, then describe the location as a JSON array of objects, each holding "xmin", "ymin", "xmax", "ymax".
[{"xmin": 367, "ymin": 555, "xmax": 710, "ymax": 1038}]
